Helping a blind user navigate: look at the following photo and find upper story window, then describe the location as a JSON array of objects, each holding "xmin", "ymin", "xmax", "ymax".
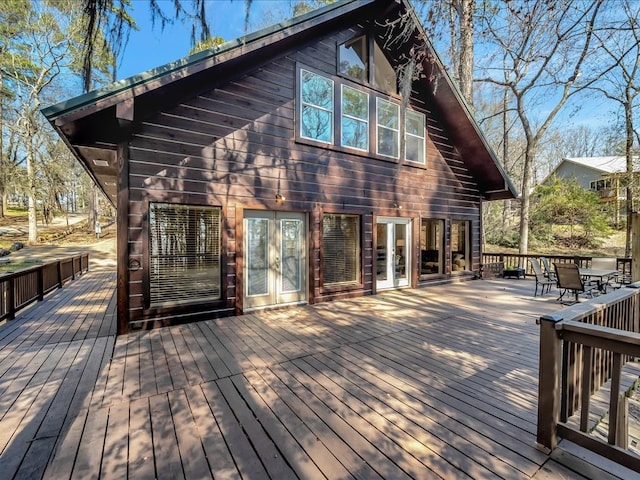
[
  {"xmin": 300, "ymin": 69, "xmax": 334, "ymax": 143},
  {"xmin": 376, "ymin": 98, "xmax": 399, "ymax": 158},
  {"xmin": 297, "ymin": 66, "xmax": 425, "ymax": 166},
  {"xmin": 341, "ymin": 85, "xmax": 369, "ymax": 151},
  {"xmin": 373, "ymin": 42, "xmax": 396, "ymax": 92},
  {"xmin": 405, "ymin": 109, "xmax": 426, "ymax": 164},
  {"xmin": 339, "ymin": 36, "xmax": 368, "ymax": 82},
  {"xmin": 338, "ymin": 35, "xmax": 397, "ymax": 94}
]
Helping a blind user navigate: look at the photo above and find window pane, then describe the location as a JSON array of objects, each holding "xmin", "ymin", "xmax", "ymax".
[
  {"xmin": 281, "ymin": 219, "xmax": 302, "ymax": 293},
  {"xmin": 406, "ymin": 137, "xmax": 424, "ymax": 163},
  {"xmin": 420, "ymin": 219, "xmax": 443, "ymax": 275},
  {"xmin": 247, "ymin": 218, "xmax": 269, "ymax": 296},
  {"xmin": 373, "ymin": 41, "xmax": 396, "ymax": 92},
  {"xmin": 377, "ymin": 127, "xmax": 399, "ymax": 158},
  {"xmin": 342, "ymin": 86, "xmax": 368, "ymax": 119},
  {"xmin": 377, "ymin": 99, "xmax": 399, "ymax": 158},
  {"xmin": 322, "ymin": 214, "xmax": 360, "ymax": 286},
  {"xmin": 377, "ymin": 99, "xmax": 399, "ymax": 128},
  {"xmin": 406, "ymin": 110, "xmax": 425, "ymax": 136},
  {"xmin": 301, "ymin": 70, "xmax": 333, "ymax": 109},
  {"xmin": 342, "ymin": 118, "xmax": 368, "ymax": 150},
  {"xmin": 302, "ymin": 106, "xmax": 332, "ymax": 142},
  {"xmin": 451, "ymin": 220, "xmax": 470, "ymax": 272},
  {"xmin": 341, "ymin": 85, "xmax": 369, "ymax": 150},
  {"xmin": 300, "ymin": 69, "xmax": 334, "ymax": 143},
  {"xmin": 149, "ymin": 203, "xmax": 221, "ymax": 307},
  {"xmin": 339, "ymin": 36, "xmax": 368, "ymax": 82}
]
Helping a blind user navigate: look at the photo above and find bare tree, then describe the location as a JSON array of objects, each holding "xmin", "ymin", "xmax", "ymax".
[
  {"xmin": 476, "ymin": 0, "xmax": 604, "ymax": 254},
  {"xmin": 589, "ymin": 0, "xmax": 640, "ymax": 256}
]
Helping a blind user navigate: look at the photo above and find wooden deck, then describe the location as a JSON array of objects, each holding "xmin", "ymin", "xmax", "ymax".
[{"xmin": 0, "ymin": 271, "xmax": 637, "ymax": 479}]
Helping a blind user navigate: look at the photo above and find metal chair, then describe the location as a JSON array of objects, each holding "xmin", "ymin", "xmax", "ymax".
[
  {"xmin": 530, "ymin": 258, "xmax": 555, "ymax": 297},
  {"xmin": 554, "ymin": 262, "xmax": 598, "ymax": 304},
  {"xmin": 539, "ymin": 257, "xmax": 557, "ymax": 282}
]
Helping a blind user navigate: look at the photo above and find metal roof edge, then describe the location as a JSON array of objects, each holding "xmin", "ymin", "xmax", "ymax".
[{"xmin": 42, "ymin": 0, "xmax": 373, "ymax": 120}]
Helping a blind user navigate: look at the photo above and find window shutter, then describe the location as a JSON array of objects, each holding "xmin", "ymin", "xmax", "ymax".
[{"xmin": 149, "ymin": 203, "xmax": 221, "ymax": 307}]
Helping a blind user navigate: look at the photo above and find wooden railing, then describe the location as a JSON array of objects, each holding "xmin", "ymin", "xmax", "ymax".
[
  {"xmin": 483, "ymin": 253, "xmax": 632, "ymax": 281},
  {"xmin": 0, "ymin": 253, "xmax": 89, "ymax": 322},
  {"xmin": 537, "ymin": 284, "xmax": 640, "ymax": 471}
]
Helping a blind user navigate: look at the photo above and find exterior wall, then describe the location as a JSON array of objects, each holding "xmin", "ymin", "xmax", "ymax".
[
  {"xmin": 123, "ymin": 24, "xmax": 481, "ymax": 328},
  {"xmin": 554, "ymin": 162, "xmax": 602, "ymax": 190}
]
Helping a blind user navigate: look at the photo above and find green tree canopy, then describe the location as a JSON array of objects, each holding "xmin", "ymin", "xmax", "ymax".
[{"xmin": 530, "ymin": 176, "xmax": 611, "ymax": 249}]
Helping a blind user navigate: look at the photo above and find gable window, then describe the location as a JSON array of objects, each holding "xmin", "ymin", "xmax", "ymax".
[
  {"xmin": 376, "ymin": 98, "xmax": 399, "ymax": 158},
  {"xmin": 339, "ymin": 36, "xmax": 368, "ymax": 82},
  {"xmin": 373, "ymin": 41, "xmax": 396, "ymax": 92},
  {"xmin": 341, "ymin": 85, "xmax": 369, "ymax": 151},
  {"xmin": 405, "ymin": 109, "xmax": 426, "ymax": 164},
  {"xmin": 322, "ymin": 213, "xmax": 361, "ymax": 286},
  {"xmin": 338, "ymin": 35, "xmax": 397, "ymax": 93},
  {"xmin": 300, "ymin": 69, "xmax": 334, "ymax": 143},
  {"xmin": 149, "ymin": 203, "xmax": 221, "ymax": 307}
]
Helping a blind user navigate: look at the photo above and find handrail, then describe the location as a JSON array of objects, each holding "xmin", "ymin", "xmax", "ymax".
[
  {"xmin": 0, "ymin": 253, "xmax": 90, "ymax": 322},
  {"xmin": 537, "ymin": 284, "xmax": 640, "ymax": 472}
]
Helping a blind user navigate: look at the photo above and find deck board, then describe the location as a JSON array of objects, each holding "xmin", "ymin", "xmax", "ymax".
[{"xmin": 0, "ymin": 271, "xmax": 637, "ymax": 479}]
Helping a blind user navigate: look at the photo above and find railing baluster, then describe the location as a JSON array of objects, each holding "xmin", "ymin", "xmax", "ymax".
[
  {"xmin": 580, "ymin": 345, "xmax": 593, "ymax": 432},
  {"xmin": 608, "ymin": 352, "xmax": 622, "ymax": 446}
]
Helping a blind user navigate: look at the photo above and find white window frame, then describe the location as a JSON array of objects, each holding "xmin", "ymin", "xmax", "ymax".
[
  {"xmin": 300, "ymin": 69, "xmax": 334, "ymax": 144},
  {"xmin": 405, "ymin": 109, "xmax": 426, "ymax": 164},
  {"xmin": 340, "ymin": 84, "xmax": 369, "ymax": 152},
  {"xmin": 376, "ymin": 97, "xmax": 400, "ymax": 159}
]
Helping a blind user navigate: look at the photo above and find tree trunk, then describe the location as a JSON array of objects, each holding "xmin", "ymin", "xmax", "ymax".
[
  {"xmin": 457, "ymin": 0, "xmax": 475, "ymax": 106},
  {"xmin": 519, "ymin": 145, "xmax": 535, "ymax": 255},
  {"xmin": 625, "ymin": 89, "xmax": 635, "ymax": 258},
  {"xmin": 26, "ymin": 130, "xmax": 37, "ymax": 245}
]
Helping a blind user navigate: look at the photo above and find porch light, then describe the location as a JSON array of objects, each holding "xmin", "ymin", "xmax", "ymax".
[{"xmin": 275, "ymin": 192, "xmax": 286, "ymax": 203}]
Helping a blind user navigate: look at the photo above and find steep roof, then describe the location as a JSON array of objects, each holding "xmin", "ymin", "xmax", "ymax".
[{"xmin": 42, "ymin": 0, "xmax": 516, "ymax": 204}]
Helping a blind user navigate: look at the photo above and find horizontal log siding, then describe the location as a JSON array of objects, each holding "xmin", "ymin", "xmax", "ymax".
[{"xmin": 125, "ymin": 25, "xmax": 481, "ymax": 325}]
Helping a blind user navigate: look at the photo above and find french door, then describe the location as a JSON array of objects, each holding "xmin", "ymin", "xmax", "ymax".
[
  {"xmin": 376, "ymin": 217, "xmax": 411, "ymax": 290},
  {"xmin": 244, "ymin": 211, "xmax": 307, "ymax": 309}
]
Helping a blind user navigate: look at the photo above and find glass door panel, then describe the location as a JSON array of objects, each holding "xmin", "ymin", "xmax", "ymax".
[
  {"xmin": 376, "ymin": 218, "xmax": 410, "ymax": 290},
  {"xmin": 246, "ymin": 218, "xmax": 270, "ymax": 297},
  {"xmin": 376, "ymin": 223, "xmax": 388, "ymax": 282},
  {"xmin": 244, "ymin": 211, "xmax": 306, "ymax": 309}
]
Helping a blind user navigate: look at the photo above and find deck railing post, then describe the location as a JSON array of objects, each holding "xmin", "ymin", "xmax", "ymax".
[
  {"xmin": 7, "ymin": 276, "xmax": 15, "ymax": 320},
  {"xmin": 537, "ymin": 312, "xmax": 564, "ymax": 451},
  {"xmin": 37, "ymin": 266, "xmax": 44, "ymax": 301}
]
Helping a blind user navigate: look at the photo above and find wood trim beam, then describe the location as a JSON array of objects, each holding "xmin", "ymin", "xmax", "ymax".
[{"xmin": 116, "ymin": 143, "xmax": 130, "ymax": 335}]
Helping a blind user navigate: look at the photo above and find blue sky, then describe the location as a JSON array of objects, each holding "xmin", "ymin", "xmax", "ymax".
[{"xmin": 117, "ymin": 0, "xmax": 291, "ymax": 80}]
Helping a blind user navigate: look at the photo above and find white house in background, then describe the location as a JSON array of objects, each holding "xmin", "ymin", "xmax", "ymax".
[{"xmin": 545, "ymin": 156, "xmax": 640, "ymax": 224}]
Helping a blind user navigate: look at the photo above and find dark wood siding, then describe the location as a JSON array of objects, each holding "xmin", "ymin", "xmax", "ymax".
[{"xmin": 124, "ymin": 23, "xmax": 481, "ymax": 327}]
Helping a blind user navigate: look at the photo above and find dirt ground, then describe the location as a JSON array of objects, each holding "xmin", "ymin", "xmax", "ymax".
[{"xmin": 0, "ymin": 212, "xmax": 116, "ymax": 271}]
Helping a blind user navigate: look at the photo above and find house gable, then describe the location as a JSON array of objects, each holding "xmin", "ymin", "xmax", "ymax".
[{"xmin": 43, "ymin": 0, "xmax": 515, "ymax": 205}]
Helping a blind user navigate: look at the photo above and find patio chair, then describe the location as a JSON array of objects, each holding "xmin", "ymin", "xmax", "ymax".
[
  {"xmin": 539, "ymin": 257, "xmax": 556, "ymax": 282},
  {"xmin": 530, "ymin": 258, "xmax": 555, "ymax": 297},
  {"xmin": 554, "ymin": 262, "xmax": 598, "ymax": 304}
]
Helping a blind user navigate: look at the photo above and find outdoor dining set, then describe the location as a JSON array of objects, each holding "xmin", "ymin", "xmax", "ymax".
[{"xmin": 529, "ymin": 257, "xmax": 623, "ymax": 304}]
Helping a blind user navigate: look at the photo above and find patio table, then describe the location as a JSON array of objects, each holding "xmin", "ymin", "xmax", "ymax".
[{"xmin": 578, "ymin": 267, "xmax": 619, "ymax": 292}]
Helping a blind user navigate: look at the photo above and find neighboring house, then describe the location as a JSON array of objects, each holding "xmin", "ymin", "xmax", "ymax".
[
  {"xmin": 43, "ymin": 0, "xmax": 516, "ymax": 334},
  {"xmin": 545, "ymin": 156, "xmax": 639, "ymax": 223}
]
